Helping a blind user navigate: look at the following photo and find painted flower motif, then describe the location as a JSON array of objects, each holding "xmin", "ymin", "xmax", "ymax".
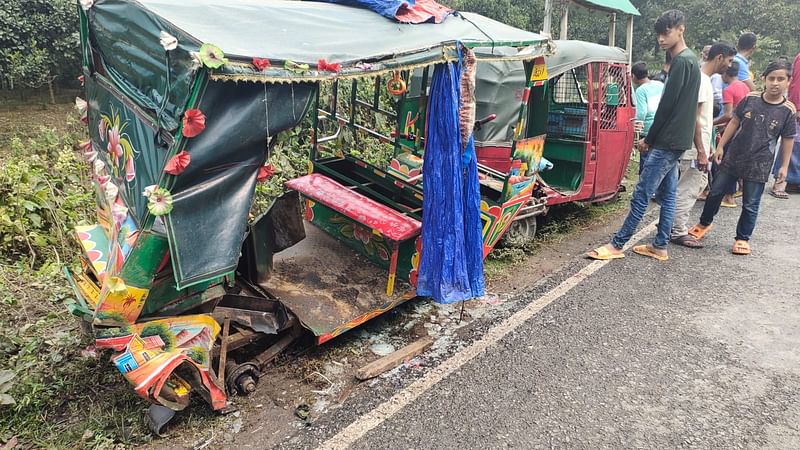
[
  {"xmin": 98, "ymin": 119, "xmax": 107, "ymax": 140},
  {"xmin": 317, "ymin": 59, "xmax": 342, "ymax": 73},
  {"xmin": 93, "ymin": 159, "xmax": 106, "ymax": 177},
  {"xmin": 147, "ymin": 188, "xmax": 174, "ymax": 216},
  {"xmin": 112, "ymin": 202, "xmax": 128, "ymax": 226},
  {"xmin": 79, "ymin": 0, "xmax": 94, "ymax": 11},
  {"xmin": 107, "ymin": 125, "xmax": 123, "ymax": 159},
  {"xmin": 198, "ymin": 43, "xmax": 228, "ymax": 69},
  {"xmin": 257, "ymin": 163, "xmax": 275, "ymax": 182},
  {"xmin": 181, "ymin": 109, "xmax": 206, "ymax": 138},
  {"xmin": 125, "ymin": 155, "xmax": 136, "ymax": 182},
  {"xmin": 164, "ymin": 151, "xmax": 191, "ymax": 175},
  {"xmin": 104, "ymin": 182, "xmax": 119, "ymax": 205},
  {"xmin": 159, "ymin": 31, "xmax": 178, "ymax": 51},
  {"xmin": 353, "ymin": 225, "xmax": 372, "ymax": 245},
  {"xmin": 252, "ymin": 57, "xmax": 271, "ymax": 71},
  {"xmin": 142, "ymin": 185, "xmax": 157, "ymax": 198},
  {"xmin": 78, "ymin": 75, "xmax": 85, "ymax": 87},
  {"xmin": 378, "ymin": 246, "xmax": 389, "ymax": 261}
]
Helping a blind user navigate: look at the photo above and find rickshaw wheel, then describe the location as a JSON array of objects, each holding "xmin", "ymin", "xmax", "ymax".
[{"xmin": 499, "ymin": 216, "xmax": 537, "ymax": 248}]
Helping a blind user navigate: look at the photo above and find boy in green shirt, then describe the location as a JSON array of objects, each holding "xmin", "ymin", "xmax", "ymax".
[{"xmin": 588, "ymin": 10, "xmax": 701, "ymax": 261}]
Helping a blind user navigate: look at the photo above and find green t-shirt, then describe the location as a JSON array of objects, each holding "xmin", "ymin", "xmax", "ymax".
[{"xmin": 644, "ymin": 48, "xmax": 701, "ymax": 151}]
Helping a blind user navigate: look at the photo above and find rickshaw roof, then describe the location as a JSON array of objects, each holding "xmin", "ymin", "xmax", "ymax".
[
  {"xmin": 546, "ymin": 40, "xmax": 628, "ymax": 78},
  {"xmin": 572, "ymin": 0, "xmax": 640, "ymax": 16},
  {"xmin": 135, "ymin": 0, "xmax": 552, "ymax": 80}
]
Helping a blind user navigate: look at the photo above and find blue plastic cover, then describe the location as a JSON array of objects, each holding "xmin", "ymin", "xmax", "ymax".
[{"xmin": 416, "ymin": 60, "xmax": 485, "ymax": 304}]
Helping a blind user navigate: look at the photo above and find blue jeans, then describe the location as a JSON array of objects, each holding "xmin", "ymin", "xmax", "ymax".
[
  {"xmin": 699, "ymin": 169, "xmax": 765, "ymax": 241},
  {"xmin": 612, "ymin": 147, "xmax": 681, "ymax": 250},
  {"xmin": 711, "ymin": 162, "xmax": 737, "ymax": 195}
]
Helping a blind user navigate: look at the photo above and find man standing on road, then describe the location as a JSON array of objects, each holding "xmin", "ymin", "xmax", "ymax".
[
  {"xmin": 587, "ymin": 9, "xmax": 700, "ymax": 261},
  {"xmin": 632, "ymin": 61, "xmax": 665, "ymax": 173},
  {"xmin": 734, "ymin": 32, "xmax": 758, "ymax": 92},
  {"xmin": 670, "ymin": 41, "xmax": 736, "ymax": 248}
]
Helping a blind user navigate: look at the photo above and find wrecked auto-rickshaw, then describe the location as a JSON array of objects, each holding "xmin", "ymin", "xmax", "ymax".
[{"xmin": 67, "ymin": 0, "xmax": 553, "ymax": 433}]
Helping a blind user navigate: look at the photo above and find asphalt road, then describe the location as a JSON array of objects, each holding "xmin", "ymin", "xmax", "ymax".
[{"xmin": 281, "ymin": 193, "xmax": 800, "ymax": 449}]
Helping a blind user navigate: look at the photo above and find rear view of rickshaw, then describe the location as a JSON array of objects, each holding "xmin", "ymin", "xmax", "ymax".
[
  {"xmin": 66, "ymin": 0, "xmax": 552, "ymax": 433},
  {"xmin": 474, "ymin": 40, "xmax": 636, "ymax": 241}
]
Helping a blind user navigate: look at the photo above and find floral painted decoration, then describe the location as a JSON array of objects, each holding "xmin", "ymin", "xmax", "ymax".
[
  {"xmin": 146, "ymin": 188, "xmax": 174, "ymax": 216},
  {"xmin": 317, "ymin": 59, "xmax": 342, "ymax": 73},
  {"xmin": 164, "ymin": 151, "xmax": 191, "ymax": 175},
  {"xmin": 159, "ymin": 31, "xmax": 178, "ymax": 51},
  {"xmin": 78, "ymin": 75, "xmax": 85, "ymax": 87},
  {"xmin": 80, "ymin": 140, "xmax": 97, "ymax": 163},
  {"xmin": 252, "ymin": 57, "xmax": 271, "ymax": 71},
  {"xmin": 104, "ymin": 182, "xmax": 119, "ymax": 205},
  {"xmin": 182, "ymin": 109, "xmax": 206, "ymax": 138},
  {"xmin": 198, "ymin": 43, "xmax": 228, "ymax": 69},
  {"xmin": 257, "ymin": 163, "xmax": 275, "ymax": 182},
  {"xmin": 79, "ymin": 0, "xmax": 94, "ymax": 11}
]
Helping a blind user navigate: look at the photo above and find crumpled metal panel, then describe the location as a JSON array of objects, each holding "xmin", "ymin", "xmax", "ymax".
[{"xmin": 165, "ymin": 81, "xmax": 314, "ymax": 290}]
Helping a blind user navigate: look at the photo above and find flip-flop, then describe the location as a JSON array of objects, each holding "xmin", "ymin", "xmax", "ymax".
[
  {"xmin": 633, "ymin": 244, "xmax": 669, "ymax": 261},
  {"xmin": 670, "ymin": 235, "xmax": 705, "ymax": 248},
  {"xmin": 769, "ymin": 190, "xmax": 789, "ymax": 199},
  {"xmin": 688, "ymin": 223, "xmax": 714, "ymax": 240},
  {"xmin": 721, "ymin": 201, "xmax": 737, "ymax": 208},
  {"xmin": 732, "ymin": 240, "xmax": 751, "ymax": 255},
  {"xmin": 586, "ymin": 246, "xmax": 625, "ymax": 260}
]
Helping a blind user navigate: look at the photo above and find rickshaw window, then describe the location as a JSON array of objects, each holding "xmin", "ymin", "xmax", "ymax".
[{"xmin": 552, "ymin": 68, "xmax": 589, "ymax": 105}]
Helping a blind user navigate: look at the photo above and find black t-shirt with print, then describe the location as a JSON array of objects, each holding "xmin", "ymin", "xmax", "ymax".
[{"xmin": 720, "ymin": 93, "xmax": 797, "ymax": 182}]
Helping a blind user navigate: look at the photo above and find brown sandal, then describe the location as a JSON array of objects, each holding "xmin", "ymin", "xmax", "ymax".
[
  {"xmin": 732, "ymin": 240, "xmax": 751, "ymax": 255},
  {"xmin": 688, "ymin": 223, "xmax": 714, "ymax": 240}
]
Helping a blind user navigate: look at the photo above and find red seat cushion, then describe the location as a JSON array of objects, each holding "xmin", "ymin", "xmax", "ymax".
[{"xmin": 286, "ymin": 174, "xmax": 421, "ymax": 242}]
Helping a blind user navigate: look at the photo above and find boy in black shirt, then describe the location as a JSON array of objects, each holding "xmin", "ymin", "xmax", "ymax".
[
  {"xmin": 588, "ymin": 10, "xmax": 701, "ymax": 261},
  {"xmin": 689, "ymin": 60, "xmax": 797, "ymax": 254}
]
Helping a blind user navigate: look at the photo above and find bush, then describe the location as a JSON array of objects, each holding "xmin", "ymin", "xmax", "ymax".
[{"xmin": 0, "ymin": 117, "xmax": 92, "ymax": 268}]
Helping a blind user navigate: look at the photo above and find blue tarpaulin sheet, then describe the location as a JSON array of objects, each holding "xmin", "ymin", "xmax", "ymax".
[
  {"xmin": 416, "ymin": 59, "xmax": 485, "ymax": 304},
  {"xmin": 310, "ymin": 0, "xmax": 452, "ymax": 23}
]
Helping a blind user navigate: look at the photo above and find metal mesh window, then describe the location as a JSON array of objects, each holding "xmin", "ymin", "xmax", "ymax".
[
  {"xmin": 552, "ymin": 66, "xmax": 589, "ymax": 105},
  {"xmin": 598, "ymin": 64, "xmax": 629, "ymax": 130}
]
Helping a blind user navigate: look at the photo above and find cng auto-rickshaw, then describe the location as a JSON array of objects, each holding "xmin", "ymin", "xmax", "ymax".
[
  {"xmin": 67, "ymin": 0, "xmax": 553, "ymax": 433},
  {"xmin": 475, "ymin": 39, "xmax": 636, "ymax": 215}
]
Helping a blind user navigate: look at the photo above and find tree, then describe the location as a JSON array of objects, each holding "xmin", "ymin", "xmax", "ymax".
[{"xmin": 0, "ymin": 0, "xmax": 80, "ymax": 92}]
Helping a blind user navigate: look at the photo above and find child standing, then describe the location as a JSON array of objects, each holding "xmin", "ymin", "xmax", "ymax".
[{"xmin": 688, "ymin": 60, "xmax": 797, "ymax": 254}]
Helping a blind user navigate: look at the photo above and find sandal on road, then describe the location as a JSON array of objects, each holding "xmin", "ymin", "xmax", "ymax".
[
  {"xmin": 670, "ymin": 235, "xmax": 704, "ymax": 248},
  {"xmin": 586, "ymin": 246, "xmax": 625, "ymax": 260},
  {"xmin": 769, "ymin": 190, "xmax": 789, "ymax": 199},
  {"xmin": 633, "ymin": 244, "xmax": 669, "ymax": 261},
  {"xmin": 688, "ymin": 223, "xmax": 714, "ymax": 240},
  {"xmin": 721, "ymin": 201, "xmax": 737, "ymax": 208},
  {"xmin": 732, "ymin": 240, "xmax": 751, "ymax": 255}
]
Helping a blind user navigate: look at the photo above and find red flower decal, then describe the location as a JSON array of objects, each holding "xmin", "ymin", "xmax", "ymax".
[
  {"xmin": 78, "ymin": 75, "xmax": 85, "ymax": 86},
  {"xmin": 182, "ymin": 109, "xmax": 206, "ymax": 138},
  {"xmin": 257, "ymin": 163, "xmax": 275, "ymax": 182},
  {"xmin": 164, "ymin": 151, "xmax": 191, "ymax": 175},
  {"xmin": 317, "ymin": 59, "xmax": 342, "ymax": 73},
  {"xmin": 252, "ymin": 57, "xmax": 271, "ymax": 71}
]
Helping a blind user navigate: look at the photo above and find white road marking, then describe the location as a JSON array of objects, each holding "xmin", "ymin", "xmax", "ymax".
[{"xmin": 318, "ymin": 220, "xmax": 659, "ymax": 450}]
